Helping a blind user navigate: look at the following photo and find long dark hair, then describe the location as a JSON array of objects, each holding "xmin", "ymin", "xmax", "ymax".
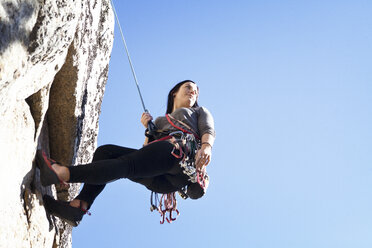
[{"xmin": 166, "ymin": 80, "xmax": 199, "ymax": 114}]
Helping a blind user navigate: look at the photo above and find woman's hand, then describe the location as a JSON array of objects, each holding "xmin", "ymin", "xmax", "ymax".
[
  {"xmin": 141, "ymin": 112, "xmax": 153, "ymax": 128},
  {"xmin": 195, "ymin": 143, "xmax": 212, "ymax": 171}
]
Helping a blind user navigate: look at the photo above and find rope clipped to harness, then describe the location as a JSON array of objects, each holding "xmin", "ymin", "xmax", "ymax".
[{"xmin": 111, "ymin": 0, "xmax": 160, "ymax": 140}]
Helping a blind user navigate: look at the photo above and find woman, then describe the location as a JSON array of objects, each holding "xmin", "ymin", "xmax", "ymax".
[{"xmin": 37, "ymin": 80, "xmax": 215, "ymax": 226}]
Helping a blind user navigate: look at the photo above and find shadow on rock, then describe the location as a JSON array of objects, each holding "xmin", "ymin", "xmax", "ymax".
[{"xmin": 0, "ymin": 1, "xmax": 34, "ymax": 54}]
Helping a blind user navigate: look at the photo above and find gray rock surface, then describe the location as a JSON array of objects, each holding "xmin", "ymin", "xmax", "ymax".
[{"xmin": 0, "ymin": 0, "xmax": 114, "ymax": 247}]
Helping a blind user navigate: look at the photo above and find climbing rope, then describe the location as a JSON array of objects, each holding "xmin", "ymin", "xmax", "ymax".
[
  {"xmin": 110, "ymin": 0, "xmax": 147, "ymax": 112},
  {"xmin": 110, "ymin": 0, "xmax": 158, "ymax": 134}
]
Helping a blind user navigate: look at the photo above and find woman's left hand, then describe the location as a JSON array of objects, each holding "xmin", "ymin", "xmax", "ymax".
[{"xmin": 195, "ymin": 144, "xmax": 212, "ymax": 171}]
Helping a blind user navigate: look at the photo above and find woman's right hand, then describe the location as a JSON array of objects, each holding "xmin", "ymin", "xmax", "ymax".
[{"xmin": 141, "ymin": 112, "xmax": 153, "ymax": 128}]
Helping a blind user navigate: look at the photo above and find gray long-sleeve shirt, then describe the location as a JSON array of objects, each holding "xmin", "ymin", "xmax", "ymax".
[{"xmin": 154, "ymin": 107, "xmax": 216, "ymax": 138}]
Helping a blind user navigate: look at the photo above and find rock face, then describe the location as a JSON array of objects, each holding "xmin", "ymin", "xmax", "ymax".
[{"xmin": 0, "ymin": 1, "xmax": 114, "ymax": 247}]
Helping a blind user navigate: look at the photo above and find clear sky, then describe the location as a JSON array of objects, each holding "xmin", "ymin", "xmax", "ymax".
[{"xmin": 73, "ymin": 1, "xmax": 372, "ymax": 247}]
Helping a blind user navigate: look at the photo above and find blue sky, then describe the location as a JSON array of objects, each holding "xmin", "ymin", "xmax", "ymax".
[{"xmin": 73, "ymin": 1, "xmax": 372, "ymax": 247}]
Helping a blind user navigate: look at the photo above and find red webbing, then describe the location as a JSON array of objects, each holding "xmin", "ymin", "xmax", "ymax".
[{"xmin": 165, "ymin": 114, "xmax": 200, "ymax": 140}]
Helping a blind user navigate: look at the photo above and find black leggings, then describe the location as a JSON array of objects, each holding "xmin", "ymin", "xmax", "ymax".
[{"xmin": 72, "ymin": 141, "xmax": 190, "ymax": 208}]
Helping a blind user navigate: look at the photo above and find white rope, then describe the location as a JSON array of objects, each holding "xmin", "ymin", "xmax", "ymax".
[{"xmin": 110, "ymin": 0, "xmax": 148, "ymax": 112}]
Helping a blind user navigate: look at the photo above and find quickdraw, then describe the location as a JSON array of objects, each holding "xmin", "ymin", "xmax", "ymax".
[
  {"xmin": 196, "ymin": 170, "xmax": 207, "ymax": 189},
  {"xmin": 159, "ymin": 193, "xmax": 179, "ymax": 224},
  {"xmin": 150, "ymin": 192, "xmax": 179, "ymax": 224}
]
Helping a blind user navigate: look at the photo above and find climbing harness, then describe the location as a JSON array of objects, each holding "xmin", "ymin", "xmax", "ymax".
[
  {"xmin": 148, "ymin": 116, "xmax": 209, "ymax": 224},
  {"xmin": 110, "ymin": 0, "xmax": 157, "ymax": 135}
]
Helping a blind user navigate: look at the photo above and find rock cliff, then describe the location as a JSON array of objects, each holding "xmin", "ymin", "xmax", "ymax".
[{"xmin": 0, "ymin": 0, "xmax": 114, "ymax": 247}]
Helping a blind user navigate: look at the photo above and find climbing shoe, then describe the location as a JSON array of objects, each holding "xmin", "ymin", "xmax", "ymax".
[
  {"xmin": 35, "ymin": 150, "xmax": 67, "ymax": 186},
  {"xmin": 43, "ymin": 195, "xmax": 90, "ymax": 227}
]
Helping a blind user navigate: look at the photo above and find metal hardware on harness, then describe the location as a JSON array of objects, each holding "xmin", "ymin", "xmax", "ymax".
[
  {"xmin": 150, "ymin": 192, "xmax": 180, "ymax": 224},
  {"xmin": 159, "ymin": 193, "xmax": 179, "ymax": 224},
  {"xmin": 178, "ymin": 187, "xmax": 188, "ymax": 200},
  {"xmin": 150, "ymin": 192, "xmax": 159, "ymax": 212},
  {"xmin": 197, "ymin": 170, "xmax": 207, "ymax": 189}
]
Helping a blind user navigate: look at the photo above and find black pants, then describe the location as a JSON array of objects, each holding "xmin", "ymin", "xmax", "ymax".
[{"xmin": 71, "ymin": 141, "xmax": 190, "ymax": 208}]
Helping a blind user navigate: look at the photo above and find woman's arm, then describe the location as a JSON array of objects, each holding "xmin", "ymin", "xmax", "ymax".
[
  {"xmin": 195, "ymin": 107, "xmax": 216, "ymax": 170},
  {"xmin": 195, "ymin": 133, "xmax": 215, "ymax": 171}
]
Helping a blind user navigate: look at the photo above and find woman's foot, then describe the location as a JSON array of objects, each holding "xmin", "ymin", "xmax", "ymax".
[
  {"xmin": 43, "ymin": 195, "xmax": 90, "ymax": 227},
  {"xmin": 35, "ymin": 150, "xmax": 70, "ymax": 186}
]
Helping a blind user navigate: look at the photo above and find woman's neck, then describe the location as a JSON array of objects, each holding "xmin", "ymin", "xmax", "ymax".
[{"xmin": 172, "ymin": 104, "xmax": 188, "ymax": 113}]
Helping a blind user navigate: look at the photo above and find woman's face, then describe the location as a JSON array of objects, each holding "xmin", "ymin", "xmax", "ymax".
[{"xmin": 173, "ymin": 82, "xmax": 199, "ymax": 109}]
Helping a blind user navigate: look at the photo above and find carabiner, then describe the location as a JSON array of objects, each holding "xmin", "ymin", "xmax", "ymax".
[
  {"xmin": 197, "ymin": 171, "xmax": 206, "ymax": 189},
  {"xmin": 159, "ymin": 210, "xmax": 166, "ymax": 224},
  {"xmin": 167, "ymin": 209, "xmax": 180, "ymax": 223},
  {"xmin": 171, "ymin": 146, "xmax": 183, "ymax": 159}
]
